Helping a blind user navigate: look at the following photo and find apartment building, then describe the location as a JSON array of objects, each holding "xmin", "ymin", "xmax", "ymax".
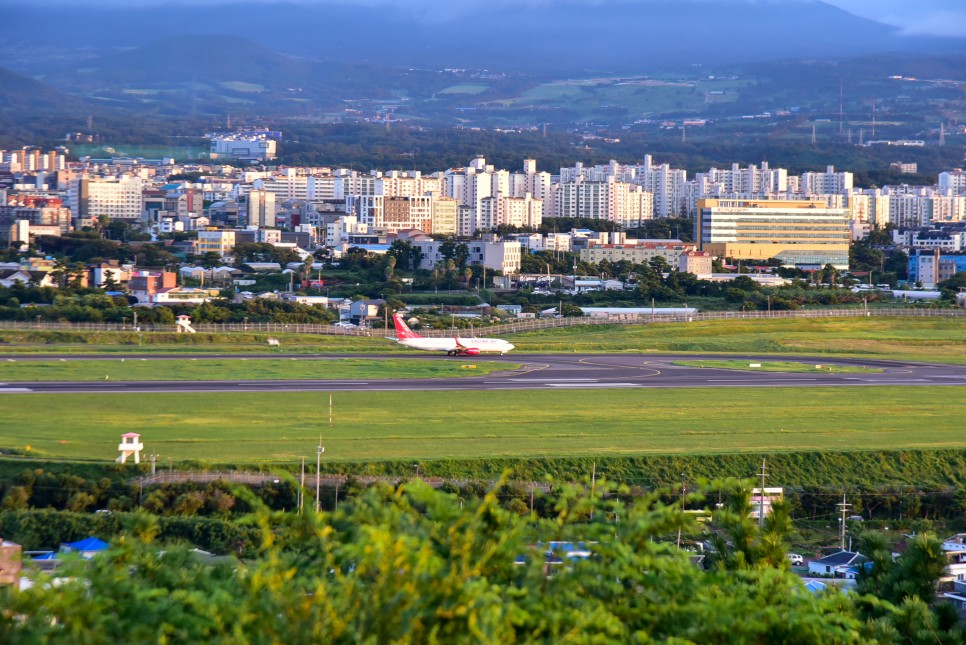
[
  {"xmin": 194, "ymin": 229, "xmax": 237, "ymax": 257},
  {"xmin": 69, "ymin": 176, "xmax": 143, "ymax": 222},
  {"xmin": 579, "ymin": 241, "xmax": 696, "ymax": 266},
  {"xmin": 245, "ymin": 189, "xmax": 276, "ymax": 228},
  {"xmin": 478, "ymin": 194, "xmax": 543, "ymax": 231}
]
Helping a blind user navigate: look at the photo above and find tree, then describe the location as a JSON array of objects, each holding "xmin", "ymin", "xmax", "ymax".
[
  {"xmin": 1, "ymin": 480, "xmax": 875, "ymax": 643},
  {"xmin": 386, "ymin": 240, "xmax": 416, "ymax": 272}
]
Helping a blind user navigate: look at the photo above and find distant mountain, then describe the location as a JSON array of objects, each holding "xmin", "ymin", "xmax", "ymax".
[
  {"xmin": 21, "ymin": 34, "xmax": 459, "ymax": 117},
  {"xmin": 0, "ymin": 66, "xmax": 87, "ymax": 115},
  {"xmin": 3, "ymin": 0, "xmax": 965, "ymax": 76}
]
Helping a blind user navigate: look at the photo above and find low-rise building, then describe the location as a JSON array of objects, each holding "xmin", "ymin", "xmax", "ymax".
[
  {"xmin": 807, "ymin": 551, "xmax": 870, "ymax": 578},
  {"xmin": 679, "ymin": 251, "xmax": 712, "ymax": 276}
]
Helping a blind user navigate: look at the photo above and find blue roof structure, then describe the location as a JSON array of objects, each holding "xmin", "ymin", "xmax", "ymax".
[{"xmin": 61, "ymin": 537, "xmax": 109, "ymax": 553}]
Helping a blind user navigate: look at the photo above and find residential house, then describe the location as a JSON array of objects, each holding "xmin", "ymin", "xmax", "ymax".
[
  {"xmin": 0, "ymin": 539, "xmax": 21, "ymax": 586},
  {"xmin": 807, "ymin": 550, "xmax": 870, "ymax": 578},
  {"xmin": 348, "ymin": 298, "xmax": 386, "ymax": 327}
]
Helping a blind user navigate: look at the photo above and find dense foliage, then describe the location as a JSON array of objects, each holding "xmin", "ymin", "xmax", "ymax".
[{"xmin": 4, "ymin": 479, "xmax": 950, "ymax": 644}]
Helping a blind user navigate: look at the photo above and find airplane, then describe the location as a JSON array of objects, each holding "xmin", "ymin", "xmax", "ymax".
[{"xmin": 391, "ymin": 313, "xmax": 515, "ymax": 356}]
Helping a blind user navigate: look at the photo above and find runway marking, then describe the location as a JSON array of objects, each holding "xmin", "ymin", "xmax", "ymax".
[
  {"xmin": 235, "ymin": 381, "xmax": 369, "ymax": 386},
  {"xmin": 509, "ymin": 378, "xmax": 597, "ymax": 382},
  {"xmin": 548, "ymin": 383, "xmax": 639, "ymax": 388},
  {"xmin": 0, "ymin": 388, "xmax": 32, "ymax": 393}
]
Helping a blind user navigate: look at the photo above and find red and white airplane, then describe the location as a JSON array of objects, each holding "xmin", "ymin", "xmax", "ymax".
[{"xmin": 392, "ymin": 314, "xmax": 515, "ymax": 356}]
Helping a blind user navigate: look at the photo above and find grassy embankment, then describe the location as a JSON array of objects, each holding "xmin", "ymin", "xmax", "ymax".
[
  {"xmin": 0, "ymin": 317, "xmax": 963, "ymax": 363},
  {"xmin": 0, "ymin": 358, "xmax": 515, "ymax": 381},
  {"xmin": 671, "ymin": 360, "xmax": 882, "ymax": 374},
  {"xmin": 508, "ymin": 318, "xmax": 966, "ymax": 364},
  {"xmin": 4, "ymin": 386, "xmax": 963, "ymax": 464}
]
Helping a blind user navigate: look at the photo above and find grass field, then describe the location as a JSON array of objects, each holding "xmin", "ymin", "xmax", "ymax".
[
  {"xmin": 0, "ymin": 358, "xmax": 514, "ymax": 382},
  {"xmin": 672, "ymin": 360, "xmax": 882, "ymax": 374},
  {"xmin": 0, "ymin": 318, "xmax": 963, "ymax": 363},
  {"xmin": 6, "ymin": 387, "xmax": 963, "ymax": 463},
  {"xmin": 436, "ymin": 84, "xmax": 490, "ymax": 95},
  {"xmin": 509, "ymin": 318, "xmax": 966, "ymax": 364}
]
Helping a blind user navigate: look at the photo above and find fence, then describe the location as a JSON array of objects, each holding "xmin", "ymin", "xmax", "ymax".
[
  {"xmin": 0, "ymin": 307, "xmax": 962, "ymax": 338},
  {"xmin": 133, "ymin": 470, "xmax": 551, "ymax": 493}
]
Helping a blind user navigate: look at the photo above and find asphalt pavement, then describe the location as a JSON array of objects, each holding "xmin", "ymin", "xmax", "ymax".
[{"xmin": 1, "ymin": 353, "xmax": 964, "ymax": 394}]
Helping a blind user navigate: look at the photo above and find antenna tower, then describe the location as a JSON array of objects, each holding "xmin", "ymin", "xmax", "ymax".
[
  {"xmin": 939, "ymin": 122, "xmax": 946, "ymax": 146},
  {"xmin": 811, "ymin": 123, "xmax": 817, "ymax": 145},
  {"xmin": 839, "ymin": 78, "xmax": 844, "ymax": 134}
]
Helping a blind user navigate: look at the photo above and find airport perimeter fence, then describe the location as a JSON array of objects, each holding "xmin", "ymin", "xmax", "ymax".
[
  {"xmin": 0, "ymin": 307, "xmax": 963, "ymax": 338},
  {"xmin": 134, "ymin": 470, "xmax": 552, "ymax": 493}
]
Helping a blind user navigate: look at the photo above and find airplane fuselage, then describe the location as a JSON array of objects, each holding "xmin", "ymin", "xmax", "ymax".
[{"xmin": 397, "ymin": 337, "xmax": 515, "ymax": 355}]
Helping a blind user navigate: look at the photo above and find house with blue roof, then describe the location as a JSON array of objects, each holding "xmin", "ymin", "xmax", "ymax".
[
  {"xmin": 60, "ymin": 537, "xmax": 110, "ymax": 559},
  {"xmin": 807, "ymin": 550, "xmax": 869, "ymax": 578}
]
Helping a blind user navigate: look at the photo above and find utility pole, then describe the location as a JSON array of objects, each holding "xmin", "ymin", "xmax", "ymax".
[
  {"xmin": 298, "ymin": 456, "xmax": 305, "ymax": 514},
  {"xmin": 837, "ymin": 493, "xmax": 852, "ymax": 551},
  {"xmin": 315, "ymin": 433, "xmax": 324, "ymax": 513},
  {"xmin": 590, "ymin": 461, "xmax": 597, "ymax": 519},
  {"xmin": 758, "ymin": 458, "xmax": 767, "ymax": 529},
  {"xmin": 677, "ymin": 474, "xmax": 686, "ymax": 550}
]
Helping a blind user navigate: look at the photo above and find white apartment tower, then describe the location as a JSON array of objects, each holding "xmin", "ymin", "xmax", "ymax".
[
  {"xmin": 246, "ymin": 189, "xmax": 276, "ymax": 228},
  {"xmin": 70, "ymin": 176, "xmax": 144, "ymax": 222}
]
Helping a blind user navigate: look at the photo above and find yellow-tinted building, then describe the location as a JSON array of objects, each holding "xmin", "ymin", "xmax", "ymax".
[
  {"xmin": 697, "ymin": 198, "xmax": 850, "ymax": 269},
  {"xmin": 194, "ymin": 229, "xmax": 236, "ymax": 257}
]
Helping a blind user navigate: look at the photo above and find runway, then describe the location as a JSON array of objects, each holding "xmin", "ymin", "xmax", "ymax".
[{"xmin": 2, "ymin": 353, "xmax": 965, "ymax": 394}]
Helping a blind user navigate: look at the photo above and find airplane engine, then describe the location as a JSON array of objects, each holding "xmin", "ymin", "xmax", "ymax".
[{"xmin": 464, "ymin": 348, "xmax": 480, "ymax": 356}]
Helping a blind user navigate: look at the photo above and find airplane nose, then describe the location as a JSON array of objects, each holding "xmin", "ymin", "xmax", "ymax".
[{"xmin": 507, "ymin": 344, "xmax": 515, "ymax": 350}]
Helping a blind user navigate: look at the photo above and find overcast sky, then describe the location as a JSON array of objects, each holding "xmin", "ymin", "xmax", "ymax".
[
  {"xmin": 830, "ymin": 0, "xmax": 966, "ymax": 36},
  {"xmin": 20, "ymin": 0, "xmax": 966, "ymax": 37}
]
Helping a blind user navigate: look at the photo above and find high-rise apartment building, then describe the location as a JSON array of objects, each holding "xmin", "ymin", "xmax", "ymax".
[
  {"xmin": 69, "ymin": 176, "xmax": 144, "ymax": 223},
  {"xmin": 245, "ymin": 189, "xmax": 276, "ymax": 228}
]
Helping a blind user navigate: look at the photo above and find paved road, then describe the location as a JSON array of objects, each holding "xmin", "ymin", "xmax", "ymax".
[{"xmin": 2, "ymin": 353, "xmax": 965, "ymax": 394}]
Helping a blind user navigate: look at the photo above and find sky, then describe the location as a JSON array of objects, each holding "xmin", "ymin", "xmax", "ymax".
[
  {"xmin": 19, "ymin": 0, "xmax": 966, "ymax": 38},
  {"xmin": 830, "ymin": 0, "xmax": 966, "ymax": 36}
]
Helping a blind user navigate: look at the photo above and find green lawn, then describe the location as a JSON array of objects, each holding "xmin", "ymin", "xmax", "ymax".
[
  {"xmin": 0, "ymin": 358, "xmax": 514, "ymax": 382},
  {"xmin": 509, "ymin": 318, "xmax": 966, "ymax": 364},
  {"xmin": 7, "ymin": 387, "xmax": 964, "ymax": 464},
  {"xmin": 672, "ymin": 360, "xmax": 882, "ymax": 374},
  {"xmin": 436, "ymin": 84, "xmax": 490, "ymax": 95},
  {"xmin": 0, "ymin": 317, "xmax": 963, "ymax": 363}
]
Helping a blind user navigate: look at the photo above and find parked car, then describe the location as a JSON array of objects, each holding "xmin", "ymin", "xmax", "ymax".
[
  {"xmin": 334, "ymin": 321, "xmax": 356, "ymax": 328},
  {"xmin": 787, "ymin": 553, "xmax": 804, "ymax": 566}
]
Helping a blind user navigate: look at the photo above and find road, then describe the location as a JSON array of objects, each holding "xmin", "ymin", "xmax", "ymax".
[{"xmin": 2, "ymin": 353, "xmax": 965, "ymax": 394}]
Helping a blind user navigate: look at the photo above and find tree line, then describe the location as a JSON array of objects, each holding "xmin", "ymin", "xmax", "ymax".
[{"xmin": 2, "ymin": 478, "xmax": 964, "ymax": 642}]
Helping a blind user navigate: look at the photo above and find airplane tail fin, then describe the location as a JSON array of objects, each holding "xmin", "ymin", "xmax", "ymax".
[{"xmin": 392, "ymin": 313, "xmax": 421, "ymax": 339}]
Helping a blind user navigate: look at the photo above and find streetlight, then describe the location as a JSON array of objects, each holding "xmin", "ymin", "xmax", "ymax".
[{"xmin": 413, "ymin": 463, "xmax": 420, "ymax": 479}]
